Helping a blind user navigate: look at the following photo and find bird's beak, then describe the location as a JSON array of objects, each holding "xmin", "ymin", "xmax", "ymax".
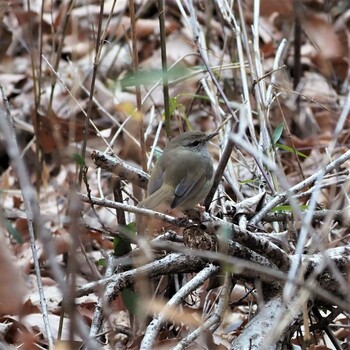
[{"xmin": 205, "ymin": 131, "xmax": 219, "ymax": 142}]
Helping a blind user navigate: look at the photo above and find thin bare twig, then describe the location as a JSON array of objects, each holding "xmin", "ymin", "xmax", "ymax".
[
  {"xmin": 173, "ymin": 273, "xmax": 232, "ymax": 349},
  {"xmin": 0, "ymin": 90, "xmax": 98, "ymax": 350},
  {"xmin": 158, "ymin": 0, "xmax": 171, "ymax": 137},
  {"xmin": 180, "ymin": 0, "xmax": 239, "ymax": 123},
  {"xmin": 140, "ymin": 264, "xmax": 219, "ymax": 349},
  {"xmin": 75, "ymin": 236, "xmax": 350, "ymax": 312},
  {"xmin": 0, "ymin": 91, "xmax": 54, "ymax": 348},
  {"xmin": 79, "ymin": 193, "xmax": 187, "ymax": 226},
  {"xmin": 90, "ymin": 253, "xmax": 120, "ymax": 337},
  {"xmin": 250, "ymin": 149, "xmax": 350, "ymax": 225},
  {"xmin": 204, "ymin": 130, "xmax": 235, "ymax": 209},
  {"xmin": 129, "ymin": 0, "xmax": 147, "ymax": 171},
  {"xmin": 79, "ymin": 0, "xmax": 106, "ymax": 187}
]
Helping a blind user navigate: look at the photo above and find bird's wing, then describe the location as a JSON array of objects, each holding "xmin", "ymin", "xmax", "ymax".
[
  {"xmin": 171, "ymin": 170, "xmax": 208, "ymax": 209},
  {"xmin": 147, "ymin": 163, "xmax": 165, "ymax": 196}
]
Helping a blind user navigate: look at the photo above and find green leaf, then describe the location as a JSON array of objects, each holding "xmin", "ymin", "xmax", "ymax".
[
  {"xmin": 5, "ymin": 220, "xmax": 23, "ymax": 243},
  {"xmin": 217, "ymin": 224, "xmax": 232, "ymax": 241},
  {"xmin": 272, "ymin": 123, "xmax": 284, "ymax": 144},
  {"xmin": 239, "ymin": 179, "xmax": 256, "ymax": 185},
  {"xmin": 275, "ymin": 143, "xmax": 308, "ymax": 158},
  {"xmin": 178, "ymin": 93, "xmax": 210, "ymax": 102},
  {"xmin": 113, "ymin": 222, "xmax": 136, "ymax": 256},
  {"xmin": 72, "ymin": 153, "xmax": 86, "ymax": 166},
  {"xmin": 113, "ymin": 236, "xmax": 132, "ymax": 256},
  {"xmin": 97, "ymin": 258, "xmax": 106, "ymax": 267},
  {"xmin": 125, "ymin": 222, "xmax": 136, "ymax": 234},
  {"xmin": 272, "ymin": 205, "xmax": 308, "ymax": 212},
  {"xmin": 222, "ymin": 263, "xmax": 244, "ymax": 274},
  {"xmin": 169, "ymin": 96, "xmax": 178, "ymax": 115},
  {"xmin": 120, "ymin": 66, "xmax": 192, "ymax": 88},
  {"xmin": 121, "ymin": 288, "xmax": 139, "ymax": 315}
]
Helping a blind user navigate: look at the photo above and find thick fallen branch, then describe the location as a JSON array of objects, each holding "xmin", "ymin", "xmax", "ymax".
[
  {"xmin": 231, "ymin": 294, "xmax": 301, "ymax": 349},
  {"xmin": 80, "ymin": 193, "xmax": 291, "ymax": 271},
  {"xmin": 79, "ymin": 239, "xmax": 349, "ymax": 347},
  {"xmin": 91, "ymin": 150, "xmax": 149, "ymax": 189}
]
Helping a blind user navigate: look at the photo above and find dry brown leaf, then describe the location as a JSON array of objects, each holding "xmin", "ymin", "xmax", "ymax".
[
  {"xmin": 314, "ymin": 110, "xmax": 339, "ymax": 134},
  {"xmin": 0, "ymin": 22, "xmax": 12, "ymax": 61},
  {"xmin": 0, "ymin": 74, "xmax": 26, "ymax": 95},
  {"xmin": 308, "ymin": 345, "xmax": 332, "ymax": 350},
  {"xmin": 142, "ymin": 297, "xmax": 202, "ymax": 327},
  {"xmin": 108, "ymin": 16, "xmax": 180, "ymax": 39},
  {"xmin": 15, "ymin": 241, "xmax": 43, "ymax": 274},
  {"xmin": 50, "ymin": 228, "xmax": 72, "ymax": 255},
  {"xmin": 246, "ymin": 0, "xmax": 294, "ymax": 18},
  {"xmin": 62, "ymin": 35, "xmax": 92, "ymax": 59},
  {"xmin": 0, "ymin": 229, "xmax": 26, "ymax": 315},
  {"xmin": 230, "ymin": 285, "xmax": 255, "ymax": 304},
  {"xmin": 32, "ymin": 111, "xmax": 96, "ymax": 154},
  {"xmin": 21, "ymin": 314, "xmax": 82, "ymax": 342},
  {"xmin": 302, "ymin": 12, "xmax": 349, "ymax": 78},
  {"xmin": 303, "ymin": 13, "xmax": 342, "ymax": 59},
  {"xmin": 287, "ymin": 134, "xmax": 333, "ymax": 157},
  {"xmin": 300, "ymin": 72, "xmax": 338, "ymax": 105},
  {"xmin": 14, "ymin": 217, "xmax": 30, "ymax": 241}
]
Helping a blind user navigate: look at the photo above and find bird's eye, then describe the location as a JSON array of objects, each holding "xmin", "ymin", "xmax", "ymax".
[{"xmin": 190, "ymin": 140, "xmax": 200, "ymax": 146}]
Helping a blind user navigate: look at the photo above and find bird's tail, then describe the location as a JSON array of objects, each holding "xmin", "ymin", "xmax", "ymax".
[{"xmin": 138, "ymin": 185, "xmax": 173, "ymax": 210}]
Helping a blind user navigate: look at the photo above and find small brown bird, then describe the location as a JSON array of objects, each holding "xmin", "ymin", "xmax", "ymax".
[{"xmin": 139, "ymin": 131, "xmax": 217, "ymax": 211}]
